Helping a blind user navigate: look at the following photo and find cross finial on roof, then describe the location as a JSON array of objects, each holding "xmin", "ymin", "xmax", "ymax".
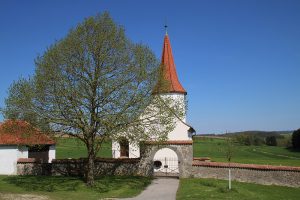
[{"xmin": 164, "ymin": 24, "xmax": 168, "ymax": 35}]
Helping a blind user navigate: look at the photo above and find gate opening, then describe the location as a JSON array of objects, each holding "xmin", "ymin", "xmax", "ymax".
[{"xmin": 153, "ymin": 148, "xmax": 179, "ymax": 177}]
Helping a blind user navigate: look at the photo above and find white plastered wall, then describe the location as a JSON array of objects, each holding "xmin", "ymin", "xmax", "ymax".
[
  {"xmin": 112, "ymin": 141, "xmax": 140, "ymax": 158},
  {"xmin": 17, "ymin": 145, "xmax": 28, "ymax": 159},
  {"xmin": 112, "ymin": 141, "xmax": 120, "ymax": 158},
  {"xmin": 112, "ymin": 93, "xmax": 192, "ymax": 158},
  {"xmin": 48, "ymin": 145, "xmax": 56, "ymax": 163},
  {"xmin": 159, "ymin": 93, "xmax": 192, "ymax": 141},
  {"xmin": 128, "ymin": 143, "xmax": 140, "ymax": 158},
  {"xmin": 0, "ymin": 145, "xmax": 18, "ymax": 175}
]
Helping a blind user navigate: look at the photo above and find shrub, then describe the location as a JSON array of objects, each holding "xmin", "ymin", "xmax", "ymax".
[
  {"xmin": 265, "ymin": 136, "xmax": 277, "ymax": 146},
  {"xmin": 234, "ymin": 134, "xmax": 265, "ymax": 146},
  {"xmin": 253, "ymin": 137, "xmax": 265, "ymax": 146},
  {"xmin": 292, "ymin": 129, "xmax": 300, "ymax": 149}
]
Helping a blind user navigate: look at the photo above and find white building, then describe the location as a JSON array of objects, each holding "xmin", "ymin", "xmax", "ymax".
[
  {"xmin": 112, "ymin": 31, "xmax": 195, "ymax": 175},
  {"xmin": 0, "ymin": 120, "xmax": 56, "ymax": 175}
]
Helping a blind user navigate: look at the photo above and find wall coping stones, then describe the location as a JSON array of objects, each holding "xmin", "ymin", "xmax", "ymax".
[
  {"xmin": 52, "ymin": 157, "xmax": 140, "ymax": 164},
  {"xmin": 193, "ymin": 157, "xmax": 211, "ymax": 162},
  {"xmin": 192, "ymin": 160, "xmax": 300, "ymax": 172}
]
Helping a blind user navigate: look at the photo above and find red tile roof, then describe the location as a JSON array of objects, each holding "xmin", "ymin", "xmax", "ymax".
[
  {"xmin": 17, "ymin": 158, "xmax": 37, "ymax": 163},
  {"xmin": 144, "ymin": 140, "xmax": 192, "ymax": 145},
  {"xmin": 192, "ymin": 160, "xmax": 300, "ymax": 172},
  {"xmin": 153, "ymin": 34, "xmax": 187, "ymax": 94},
  {"xmin": 0, "ymin": 120, "xmax": 55, "ymax": 145}
]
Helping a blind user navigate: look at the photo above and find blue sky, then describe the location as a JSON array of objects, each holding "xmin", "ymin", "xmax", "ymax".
[{"xmin": 0, "ymin": 0, "xmax": 299, "ymax": 133}]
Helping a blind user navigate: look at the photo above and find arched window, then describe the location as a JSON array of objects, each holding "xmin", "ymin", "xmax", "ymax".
[{"xmin": 119, "ymin": 139, "xmax": 129, "ymax": 157}]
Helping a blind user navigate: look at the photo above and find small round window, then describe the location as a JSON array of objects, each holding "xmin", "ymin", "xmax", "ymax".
[{"xmin": 153, "ymin": 160, "xmax": 162, "ymax": 169}]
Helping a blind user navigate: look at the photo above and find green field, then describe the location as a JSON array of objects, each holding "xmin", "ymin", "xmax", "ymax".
[
  {"xmin": 0, "ymin": 175, "xmax": 151, "ymax": 200},
  {"xmin": 193, "ymin": 137, "xmax": 300, "ymax": 166},
  {"xmin": 177, "ymin": 178, "xmax": 300, "ymax": 200},
  {"xmin": 55, "ymin": 137, "xmax": 300, "ymax": 167},
  {"xmin": 55, "ymin": 138, "xmax": 112, "ymax": 159}
]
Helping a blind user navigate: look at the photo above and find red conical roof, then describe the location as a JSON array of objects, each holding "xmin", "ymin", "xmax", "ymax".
[{"xmin": 156, "ymin": 34, "xmax": 187, "ymax": 94}]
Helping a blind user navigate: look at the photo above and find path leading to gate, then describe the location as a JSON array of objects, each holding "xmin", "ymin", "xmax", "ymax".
[{"xmin": 120, "ymin": 178, "xmax": 179, "ymax": 200}]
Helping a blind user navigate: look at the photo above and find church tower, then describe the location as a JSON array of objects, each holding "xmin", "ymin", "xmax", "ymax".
[
  {"xmin": 154, "ymin": 30, "xmax": 192, "ymax": 141},
  {"xmin": 112, "ymin": 30, "xmax": 194, "ymax": 160}
]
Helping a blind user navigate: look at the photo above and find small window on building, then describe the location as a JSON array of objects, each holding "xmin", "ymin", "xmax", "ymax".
[
  {"xmin": 120, "ymin": 139, "xmax": 129, "ymax": 157},
  {"xmin": 153, "ymin": 160, "xmax": 162, "ymax": 169},
  {"xmin": 28, "ymin": 145, "xmax": 49, "ymax": 163}
]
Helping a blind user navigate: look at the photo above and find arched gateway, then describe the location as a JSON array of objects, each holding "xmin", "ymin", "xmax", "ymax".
[
  {"xmin": 153, "ymin": 148, "xmax": 179, "ymax": 176},
  {"xmin": 137, "ymin": 141, "xmax": 193, "ymax": 178}
]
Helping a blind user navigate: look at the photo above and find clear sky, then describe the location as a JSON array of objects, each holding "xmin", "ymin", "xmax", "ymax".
[{"xmin": 0, "ymin": 0, "xmax": 299, "ymax": 133}]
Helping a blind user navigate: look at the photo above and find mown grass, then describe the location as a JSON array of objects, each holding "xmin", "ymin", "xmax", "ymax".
[
  {"xmin": 55, "ymin": 138, "xmax": 112, "ymax": 159},
  {"xmin": 177, "ymin": 178, "xmax": 300, "ymax": 200},
  {"xmin": 0, "ymin": 175, "xmax": 151, "ymax": 200},
  {"xmin": 193, "ymin": 137, "xmax": 300, "ymax": 166},
  {"xmin": 54, "ymin": 137, "xmax": 300, "ymax": 166}
]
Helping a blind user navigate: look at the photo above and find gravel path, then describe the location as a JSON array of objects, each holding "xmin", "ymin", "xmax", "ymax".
[{"xmin": 120, "ymin": 178, "xmax": 179, "ymax": 200}]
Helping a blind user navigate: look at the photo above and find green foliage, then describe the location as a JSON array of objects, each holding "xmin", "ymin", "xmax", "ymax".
[
  {"xmin": 1, "ymin": 78, "xmax": 49, "ymax": 131},
  {"xmin": 193, "ymin": 137, "xmax": 300, "ymax": 166},
  {"xmin": 234, "ymin": 134, "xmax": 265, "ymax": 146},
  {"xmin": 177, "ymin": 178, "xmax": 300, "ymax": 200},
  {"xmin": 292, "ymin": 129, "xmax": 300, "ymax": 149},
  {"xmin": 265, "ymin": 136, "xmax": 277, "ymax": 146},
  {"xmin": 0, "ymin": 175, "xmax": 151, "ymax": 199},
  {"xmin": 2, "ymin": 78, "xmax": 33, "ymax": 120}
]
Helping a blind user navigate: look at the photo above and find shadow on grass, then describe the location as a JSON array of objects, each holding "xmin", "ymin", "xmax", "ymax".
[
  {"xmin": 286, "ymin": 147, "xmax": 300, "ymax": 153},
  {"xmin": 3, "ymin": 176, "xmax": 152, "ymax": 194},
  {"xmin": 3, "ymin": 176, "xmax": 83, "ymax": 192},
  {"xmin": 92, "ymin": 176, "xmax": 151, "ymax": 193}
]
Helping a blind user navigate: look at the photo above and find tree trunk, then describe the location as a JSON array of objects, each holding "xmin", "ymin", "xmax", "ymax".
[{"xmin": 85, "ymin": 143, "xmax": 95, "ymax": 187}]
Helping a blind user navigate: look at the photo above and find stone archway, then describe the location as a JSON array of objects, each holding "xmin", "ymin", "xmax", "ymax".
[{"xmin": 138, "ymin": 143, "xmax": 193, "ymax": 178}]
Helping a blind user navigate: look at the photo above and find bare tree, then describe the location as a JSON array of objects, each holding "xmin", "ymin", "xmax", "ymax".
[{"xmin": 223, "ymin": 135, "xmax": 236, "ymax": 190}]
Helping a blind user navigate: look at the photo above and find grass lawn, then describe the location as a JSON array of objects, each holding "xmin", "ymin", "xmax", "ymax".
[
  {"xmin": 55, "ymin": 138, "xmax": 112, "ymax": 159},
  {"xmin": 0, "ymin": 175, "xmax": 151, "ymax": 200},
  {"xmin": 193, "ymin": 137, "xmax": 300, "ymax": 166},
  {"xmin": 54, "ymin": 137, "xmax": 300, "ymax": 166},
  {"xmin": 177, "ymin": 178, "xmax": 300, "ymax": 200}
]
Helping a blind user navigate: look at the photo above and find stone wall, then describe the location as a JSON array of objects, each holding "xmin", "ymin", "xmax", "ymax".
[
  {"xmin": 52, "ymin": 158, "xmax": 147, "ymax": 176},
  {"xmin": 17, "ymin": 146, "xmax": 300, "ymax": 188},
  {"xmin": 17, "ymin": 158, "xmax": 147, "ymax": 177},
  {"xmin": 17, "ymin": 163, "xmax": 52, "ymax": 175},
  {"xmin": 192, "ymin": 161, "xmax": 300, "ymax": 187}
]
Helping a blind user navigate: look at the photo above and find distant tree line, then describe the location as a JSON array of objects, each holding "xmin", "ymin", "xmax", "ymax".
[
  {"xmin": 198, "ymin": 129, "xmax": 300, "ymax": 149},
  {"xmin": 227, "ymin": 132, "xmax": 290, "ymax": 147}
]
